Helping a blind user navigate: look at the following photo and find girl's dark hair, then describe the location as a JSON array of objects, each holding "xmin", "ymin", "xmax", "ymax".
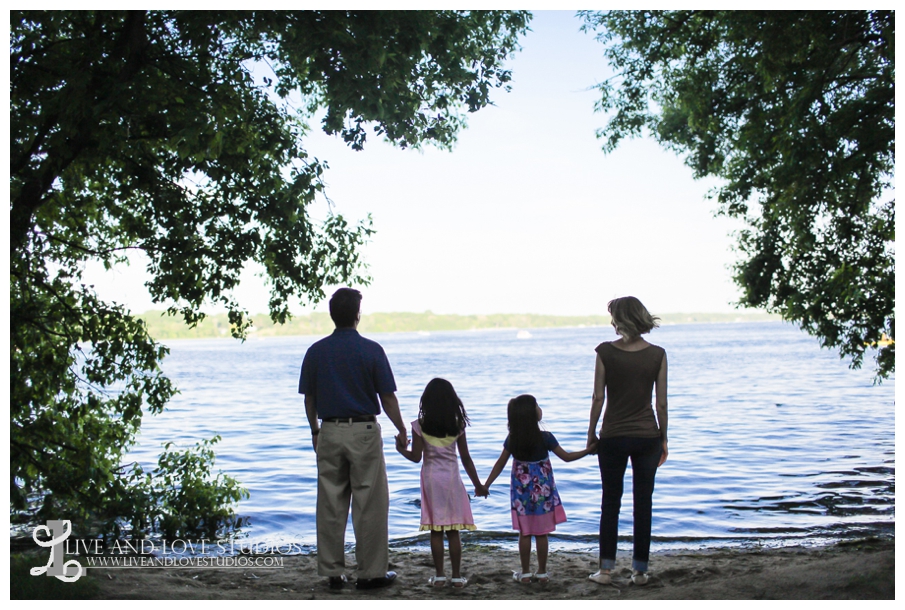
[
  {"xmin": 419, "ymin": 378, "xmax": 469, "ymax": 437},
  {"xmin": 507, "ymin": 394, "xmax": 544, "ymax": 461}
]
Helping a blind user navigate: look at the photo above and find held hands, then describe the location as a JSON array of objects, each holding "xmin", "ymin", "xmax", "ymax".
[
  {"xmin": 394, "ymin": 430, "xmax": 409, "ymax": 454},
  {"xmin": 474, "ymin": 482, "xmax": 490, "ymax": 498},
  {"xmin": 586, "ymin": 432, "xmax": 599, "ymax": 455}
]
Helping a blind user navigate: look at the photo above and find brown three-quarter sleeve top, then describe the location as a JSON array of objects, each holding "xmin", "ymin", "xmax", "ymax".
[{"xmin": 596, "ymin": 341, "xmax": 665, "ymax": 439}]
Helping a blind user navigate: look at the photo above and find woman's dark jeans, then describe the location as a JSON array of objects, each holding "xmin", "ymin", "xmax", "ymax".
[{"xmin": 597, "ymin": 436, "xmax": 661, "ymax": 572}]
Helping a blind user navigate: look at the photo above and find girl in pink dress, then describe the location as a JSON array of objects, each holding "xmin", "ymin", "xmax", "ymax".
[{"xmin": 397, "ymin": 378, "xmax": 485, "ymax": 588}]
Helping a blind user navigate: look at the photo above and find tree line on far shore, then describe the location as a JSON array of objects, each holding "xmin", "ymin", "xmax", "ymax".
[{"xmin": 140, "ymin": 310, "xmax": 781, "ymax": 340}]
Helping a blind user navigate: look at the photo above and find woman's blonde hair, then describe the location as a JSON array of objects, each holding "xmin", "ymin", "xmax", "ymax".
[{"xmin": 608, "ymin": 296, "xmax": 660, "ymax": 340}]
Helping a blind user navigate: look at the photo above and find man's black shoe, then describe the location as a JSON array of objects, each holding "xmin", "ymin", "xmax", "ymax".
[
  {"xmin": 328, "ymin": 575, "xmax": 347, "ymax": 590},
  {"xmin": 355, "ymin": 571, "xmax": 397, "ymax": 590}
]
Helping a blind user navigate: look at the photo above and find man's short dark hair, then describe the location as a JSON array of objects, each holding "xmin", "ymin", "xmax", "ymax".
[{"xmin": 329, "ymin": 288, "xmax": 362, "ymax": 327}]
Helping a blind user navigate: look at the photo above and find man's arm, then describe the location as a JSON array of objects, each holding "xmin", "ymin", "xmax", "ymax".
[
  {"xmin": 304, "ymin": 394, "xmax": 319, "ymax": 452},
  {"xmin": 379, "ymin": 392, "xmax": 407, "ymax": 449}
]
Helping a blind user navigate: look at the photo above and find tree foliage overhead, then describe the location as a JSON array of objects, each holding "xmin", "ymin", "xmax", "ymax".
[
  {"xmin": 10, "ymin": 10, "xmax": 530, "ymax": 532},
  {"xmin": 581, "ymin": 10, "xmax": 894, "ymax": 377}
]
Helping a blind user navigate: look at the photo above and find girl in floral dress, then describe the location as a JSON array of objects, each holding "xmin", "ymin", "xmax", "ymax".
[
  {"xmin": 397, "ymin": 378, "xmax": 485, "ymax": 588},
  {"xmin": 484, "ymin": 394, "xmax": 595, "ymax": 583}
]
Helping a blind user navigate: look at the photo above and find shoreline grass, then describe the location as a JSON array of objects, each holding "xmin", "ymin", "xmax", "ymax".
[{"xmin": 139, "ymin": 310, "xmax": 781, "ymax": 341}]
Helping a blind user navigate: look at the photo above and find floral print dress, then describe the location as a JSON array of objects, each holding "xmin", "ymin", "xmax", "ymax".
[{"xmin": 506, "ymin": 431, "xmax": 567, "ymax": 535}]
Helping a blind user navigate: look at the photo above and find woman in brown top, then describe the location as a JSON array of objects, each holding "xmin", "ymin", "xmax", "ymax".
[{"xmin": 586, "ymin": 296, "xmax": 668, "ymax": 586}]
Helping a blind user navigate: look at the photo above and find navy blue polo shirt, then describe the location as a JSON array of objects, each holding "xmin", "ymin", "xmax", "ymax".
[{"xmin": 298, "ymin": 328, "xmax": 397, "ymax": 418}]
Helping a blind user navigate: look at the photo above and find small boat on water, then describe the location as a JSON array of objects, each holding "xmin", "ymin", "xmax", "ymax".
[{"xmin": 516, "ymin": 330, "xmax": 532, "ymax": 339}]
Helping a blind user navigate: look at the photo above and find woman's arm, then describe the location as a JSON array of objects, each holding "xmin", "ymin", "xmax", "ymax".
[
  {"xmin": 552, "ymin": 442, "xmax": 596, "ymax": 463},
  {"xmin": 457, "ymin": 432, "xmax": 486, "ymax": 496},
  {"xmin": 396, "ymin": 430, "xmax": 423, "ymax": 463},
  {"xmin": 655, "ymin": 351, "xmax": 668, "ymax": 466},
  {"xmin": 483, "ymin": 448, "xmax": 511, "ymax": 491},
  {"xmin": 587, "ymin": 354, "xmax": 606, "ymax": 450}
]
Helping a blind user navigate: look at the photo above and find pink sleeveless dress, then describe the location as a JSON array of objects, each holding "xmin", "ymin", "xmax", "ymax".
[{"xmin": 412, "ymin": 420, "xmax": 476, "ymax": 531}]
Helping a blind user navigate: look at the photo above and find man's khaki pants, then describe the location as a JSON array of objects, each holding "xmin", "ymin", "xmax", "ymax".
[{"xmin": 316, "ymin": 420, "xmax": 389, "ymax": 579}]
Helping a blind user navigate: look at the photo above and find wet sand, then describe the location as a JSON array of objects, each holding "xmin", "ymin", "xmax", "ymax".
[{"xmin": 91, "ymin": 538, "xmax": 894, "ymax": 600}]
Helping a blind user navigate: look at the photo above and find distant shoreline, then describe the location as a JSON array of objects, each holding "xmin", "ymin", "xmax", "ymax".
[{"xmin": 139, "ymin": 310, "xmax": 781, "ymax": 341}]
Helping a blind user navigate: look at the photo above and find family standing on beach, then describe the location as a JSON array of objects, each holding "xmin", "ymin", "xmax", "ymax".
[{"xmin": 299, "ymin": 288, "xmax": 668, "ymax": 591}]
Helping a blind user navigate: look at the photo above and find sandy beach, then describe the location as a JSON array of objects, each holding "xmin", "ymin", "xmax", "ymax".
[{"xmin": 87, "ymin": 538, "xmax": 894, "ymax": 600}]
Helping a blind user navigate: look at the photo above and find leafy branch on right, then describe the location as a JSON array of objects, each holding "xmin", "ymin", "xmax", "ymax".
[{"xmin": 581, "ymin": 10, "xmax": 894, "ymax": 379}]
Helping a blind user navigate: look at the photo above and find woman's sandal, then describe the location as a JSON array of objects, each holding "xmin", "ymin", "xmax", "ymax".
[
  {"xmin": 450, "ymin": 577, "xmax": 468, "ymax": 588},
  {"xmin": 588, "ymin": 570, "xmax": 612, "ymax": 585},
  {"xmin": 535, "ymin": 572, "xmax": 550, "ymax": 583},
  {"xmin": 631, "ymin": 570, "xmax": 650, "ymax": 586},
  {"xmin": 428, "ymin": 576, "xmax": 447, "ymax": 587},
  {"xmin": 512, "ymin": 571, "xmax": 533, "ymax": 584}
]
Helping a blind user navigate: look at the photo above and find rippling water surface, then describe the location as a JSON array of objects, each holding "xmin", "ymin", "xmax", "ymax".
[{"xmin": 130, "ymin": 322, "xmax": 895, "ymax": 552}]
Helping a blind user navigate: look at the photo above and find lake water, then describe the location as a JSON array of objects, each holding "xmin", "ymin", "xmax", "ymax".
[{"xmin": 130, "ymin": 322, "xmax": 895, "ymax": 554}]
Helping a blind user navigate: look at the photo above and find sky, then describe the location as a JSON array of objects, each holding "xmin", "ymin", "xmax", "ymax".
[{"xmin": 82, "ymin": 10, "xmax": 753, "ymax": 318}]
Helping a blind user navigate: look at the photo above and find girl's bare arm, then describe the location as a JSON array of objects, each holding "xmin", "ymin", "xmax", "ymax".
[
  {"xmin": 552, "ymin": 443, "xmax": 595, "ymax": 463},
  {"xmin": 483, "ymin": 448, "xmax": 511, "ymax": 490},
  {"xmin": 396, "ymin": 431, "xmax": 423, "ymax": 463},
  {"xmin": 457, "ymin": 432, "xmax": 486, "ymax": 496}
]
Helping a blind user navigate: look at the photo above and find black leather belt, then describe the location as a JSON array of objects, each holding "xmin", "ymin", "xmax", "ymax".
[{"xmin": 322, "ymin": 415, "xmax": 376, "ymax": 423}]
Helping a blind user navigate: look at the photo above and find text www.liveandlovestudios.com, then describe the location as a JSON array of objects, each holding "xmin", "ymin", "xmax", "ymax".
[{"xmin": 31, "ymin": 520, "xmax": 288, "ymax": 583}]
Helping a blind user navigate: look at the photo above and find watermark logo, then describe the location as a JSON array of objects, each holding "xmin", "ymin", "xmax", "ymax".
[
  {"xmin": 28, "ymin": 521, "xmax": 290, "ymax": 578},
  {"xmin": 31, "ymin": 520, "xmax": 84, "ymax": 583}
]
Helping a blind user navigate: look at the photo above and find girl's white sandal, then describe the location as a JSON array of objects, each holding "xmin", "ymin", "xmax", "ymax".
[
  {"xmin": 450, "ymin": 577, "xmax": 467, "ymax": 588},
  {"xmin": 535, "ymin": 572, "xmax": 550, "ymax": 583},
  {"xmin": 428, "ymin": 576, "xmax": 447, "ymax": 587},
  {"xmin": 512, "ymin": 571, "xmax": 533, "ymax": 583}
]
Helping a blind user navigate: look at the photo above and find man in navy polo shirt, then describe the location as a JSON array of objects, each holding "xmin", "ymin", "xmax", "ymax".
[{"xmin": 299, "ymin": 287, "xmax": 407, "ymax": 590}]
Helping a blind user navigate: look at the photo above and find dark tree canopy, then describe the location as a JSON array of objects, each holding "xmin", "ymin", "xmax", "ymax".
[
  {"xmin": 581, "ymin": 10, "xmax": 894, "ymax": 378},
  {"xmin": 10, "ymin": 10, "xmax": 530, "ymax": 534}
]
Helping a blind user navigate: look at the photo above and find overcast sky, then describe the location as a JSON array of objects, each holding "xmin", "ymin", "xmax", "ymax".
[{"xmin": 83, "ymin": 10, "xmax": 753, "ymax": 317}]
